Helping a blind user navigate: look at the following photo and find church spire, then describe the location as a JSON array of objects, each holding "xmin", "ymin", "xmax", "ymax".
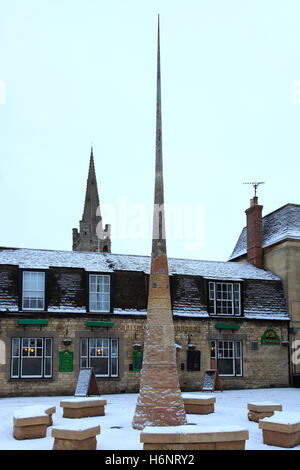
[
  {"xmin": 82, "ymin": 145, "xmax": 100, "ymax": 224},
  {"xmin": 132, "ymin": 16, "xmax": 187, "ymax": 430},
  {"xmin": 72, "ymin": 147, "xmax": 111, "ymax": 253}
]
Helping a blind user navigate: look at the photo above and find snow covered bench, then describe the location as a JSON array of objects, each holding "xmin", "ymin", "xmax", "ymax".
[
  {"xmin": 60, "ymin": 397, "xmax": 107, "ymax": 418},
  {"xmin": 259, "ymin": 412, "xmax": 300, "ymax": 448},
  {"xmin": 182, "ymin": 394, "xmax": 216, "ymax": 414},
  {"xmin": 140, "ymin": 425, "xmax": 249, "ymax": 450},
  {"xmin": 13, "ymin": 405, "xmax": 56, "ymax": 440},
  {"xmin": 44, "ymin": 406, "xmax": 56, "ymax": 426},
  {"xmin": 51, "ymin": 422, "xmax": 101, "ymax": 450},
  {"xmin": 247, "ymin": 402, "xmax": 282, "ymax": 422}
]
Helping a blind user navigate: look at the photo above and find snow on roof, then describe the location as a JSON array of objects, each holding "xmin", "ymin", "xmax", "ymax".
[
  {"xmin": 0, "ymin": 248, "xmax": 111, "ymax": 272},
  {"xmin": 244, "ymin": 313, "xmax": 288, "ymax": 320},
  {"xmin": 113, "ymin": 308, "xmax": 147, "ymax": 316},
  {"xmin": 0, "ymin": 247, "xmax": 281, "ymax": 281},
  {"xmin": 230, "ymin": 203, "xmax": 300, "ymax": 260}
]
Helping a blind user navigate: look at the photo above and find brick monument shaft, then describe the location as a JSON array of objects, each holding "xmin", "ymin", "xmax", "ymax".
[{"xmin": 132, "ymin": 17, "xmax": 187, "ymax": 430}]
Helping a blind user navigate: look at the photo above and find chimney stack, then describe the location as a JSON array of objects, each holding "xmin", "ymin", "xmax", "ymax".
[{"xmin": 245, "ymin": 197, "xmax": 263, "ymax": 268}]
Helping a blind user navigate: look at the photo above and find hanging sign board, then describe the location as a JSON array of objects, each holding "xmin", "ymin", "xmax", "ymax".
[
  {"xmin": 202, "ymin": 369, "xmax": 223, "ymax": 392},
  {"xmin": 74, "ymin": 367, "xmax": 100, "ymax": 397}
]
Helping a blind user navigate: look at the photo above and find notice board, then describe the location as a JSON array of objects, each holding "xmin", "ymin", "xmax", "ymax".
[
  {"xmin": 59, "ymin": 350, "xmax": 73, "ymax": 372},
  {"xmin": 74, "ymin": 368, "xmax": 100, "ymax": 397},
  {"xmin": 202, "ymin": 369, "xmax": 223, "ymax": 392}
]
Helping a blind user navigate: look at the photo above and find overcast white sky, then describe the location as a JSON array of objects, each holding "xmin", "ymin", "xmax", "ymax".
[{"xmin": 0, "ymin": 0, "xmax": 299, "ymax": 261}]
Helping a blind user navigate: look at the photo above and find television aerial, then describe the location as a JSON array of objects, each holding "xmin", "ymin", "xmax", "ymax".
[{"xmin": 243, "ymin": 181, "xmax": 265, "ymax": 198}]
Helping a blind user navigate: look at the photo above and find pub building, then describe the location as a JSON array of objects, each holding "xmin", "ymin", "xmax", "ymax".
[{"xmin": 0, "ymin": 246, "xmax": 290, "ymax": 397}]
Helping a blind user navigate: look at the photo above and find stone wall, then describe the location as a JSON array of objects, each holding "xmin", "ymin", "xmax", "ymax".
[
  {"xmin": 0, "ymin": 315, "xmax": 289, "ymax": 397},
  {"xmin": 264, "ymin": 240, "xmax": 300, "ymax": 374}
]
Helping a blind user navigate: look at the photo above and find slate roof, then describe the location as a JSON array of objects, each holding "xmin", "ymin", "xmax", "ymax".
[
  {"xmin": 229, "ymin": 203, "xmax": 300, "ymax": 261},
  {"xmin": 0, "ymin": 247, "xmax": 289, "ymax": 320},
  {"xmin": 0, "ymin": 246, "xmax": 282, "ymax": 281}
]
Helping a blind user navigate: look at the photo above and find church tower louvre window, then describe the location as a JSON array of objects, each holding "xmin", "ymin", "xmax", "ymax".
[{"xmin": 72, "ymin": 146, "xmax": 111, "ymax": 253}]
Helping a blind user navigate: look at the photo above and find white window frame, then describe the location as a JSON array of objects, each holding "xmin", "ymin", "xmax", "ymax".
[
  {"xmin": 210, "ymin": 339, "xmax": 243, "ymax": 377},
  {"xmin": 22, "ymin": 271, "xmax": 45, "ymax": 311},
  {"xmin": 209, "ymin": 281, "xmax": 241, "ymax": 316},
  {"xmin": 11, "ymin": 337, "xmax": 52, "ymax": 379},
  {"xmin": 11, "ymin": 338, "xmax": 20, "ymax": 378},
  {"xmin": 80, "ymin": 337, "xmax": 118, "ymax": 378},
  {"xmin": 89, "ymin": 274, "xmax": 110, "ymax": 312}
]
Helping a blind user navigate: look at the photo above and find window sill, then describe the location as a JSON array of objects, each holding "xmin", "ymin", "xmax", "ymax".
[
  {"xmin": 88, "ymin": 311, "xmax": 111, "ymax": 314},
  {"xmin": 22, "ymin": 308, "xmax": 45, "ymax": 311},
  {"xmin": 94, "ymin": 376, "xmax": 119, "ymax": 380},
  {"xmin": 9, "ymin": 377, "xmax": 53, "ymax": 381},
  {"xmin": 209, "ymin": 314, "xmax": 242, "ymax": 318},
  {"xmin": 218, "ymin": 375, "xmax": 243, "ymax": 378}
]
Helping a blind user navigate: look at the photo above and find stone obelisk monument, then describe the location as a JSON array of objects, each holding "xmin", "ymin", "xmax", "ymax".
[{"xmin": 132, "ymin": 17, "xmax": 187, "ymax": 430}]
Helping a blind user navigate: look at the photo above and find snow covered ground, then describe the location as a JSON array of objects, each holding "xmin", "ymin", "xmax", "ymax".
[{"xmin": 0, "ymin": 387, "xmax": 300, "ymax": 450}]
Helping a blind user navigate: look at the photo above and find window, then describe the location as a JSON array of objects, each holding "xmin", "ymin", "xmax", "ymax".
[
  {"xmin": 80, "ymin": 338, "xmax": 118, "ymax": 377},
  {"xmin": 22, "ymin": 271, "xmax": 45, "ymax": 310},
  {"xmin": 210, "ymin": 340, "xmax": 242, "ymax": 376},
  {"xmin": 209, "ymin": 282, "xmax": 241, "ymax": 316},
  {"xmin": 11, "ymin": 337, "xmax": 52, "ymax": 378},
  {"xmin": 89, "ymin": 274, "xmax": 110, "ymax": 312}
]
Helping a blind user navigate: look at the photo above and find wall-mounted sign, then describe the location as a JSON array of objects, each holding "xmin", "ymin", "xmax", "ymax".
[
  {"xmin": 133, "ymin": 351, "xmax": 143, "ymax": 371},
  {"xmin": 215, "ymin": 323, "xmax": 240, "ymax": 330},
  {"xmin": 59, "ymin": 350, "xmax": 73, "ymax": 372},
  {"xmin": 261, "ymin": 329, "xmax": 280, "ymax": 345}
]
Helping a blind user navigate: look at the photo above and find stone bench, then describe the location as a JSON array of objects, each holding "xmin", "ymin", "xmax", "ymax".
[
  {"xmin": 44, "ymin": 406, "xmax": 56, "ymax": 426},
  {"xmin": 60, "ymin": 397, "xmax": 107, "ymax": 418},
  {"xmin": 182, "ymin": 394, "xmax": 216, "ymax": 414},
  {"xmin": 259, "ymin": 412, "xmax": 300, "ymax": 448},
  {"xmin": 247, "ymin": 402, "xmax": 282, "ymax": 422},
  {"xmin": 140, "ymin": 425, "xmax": 249, "ymax": 450},
  {"xmin": 13, "ymin": 405, "xmax": 55, "ymax": 440},
  {"xmin": 52, "ymin": 422, "xmax": 101, "ymax": 450}
]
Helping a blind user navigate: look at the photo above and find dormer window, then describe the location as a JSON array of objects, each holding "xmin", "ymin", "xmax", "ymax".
[
  {"xmin": 89, "ymin": 274, "xmax": 110, "ymax": 312},
  {"xmin": 209, "ymin": 281, "xmax": 241, "ymax": 316},
  {"xmin": 22, "ymin": 271, "xmax": 45, "ymax": 310}
]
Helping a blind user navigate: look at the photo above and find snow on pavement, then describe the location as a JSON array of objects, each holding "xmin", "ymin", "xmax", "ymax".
[{"xmin": 0, "ymin": 387, "xmax": 299, "ymax": 450}]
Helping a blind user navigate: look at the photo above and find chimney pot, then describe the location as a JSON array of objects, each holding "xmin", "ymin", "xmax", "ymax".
[{"xmin": 250, "ymin": 196, "xmax": 259, "ymax": 207}]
